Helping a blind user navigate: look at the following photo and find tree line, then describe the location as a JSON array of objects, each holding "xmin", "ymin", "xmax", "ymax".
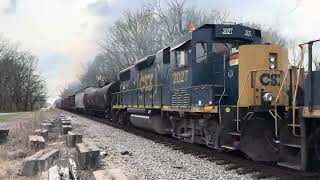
[
  {"xmin": 61, "ymin": 0, "xmax": 312, "ymax": 96},
  {"xmin": 0, "ymin": 36, "xmax": 46, "ymax": 112}
]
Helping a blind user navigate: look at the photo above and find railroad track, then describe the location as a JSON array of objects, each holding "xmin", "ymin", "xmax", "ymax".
[{"xmin": 69, "ymin": 111, "xmax": 319, "ymax": 180}]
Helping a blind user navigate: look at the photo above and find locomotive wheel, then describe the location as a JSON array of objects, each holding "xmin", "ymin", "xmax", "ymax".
[
  {"xmin": 118, "ymin": 111, "xmax": 129, "ymax": 126},
  {"xmin": 111, "ymin": 110, "xmax": 117, "ymax": 122},
  {"xmin": 239, "ymin": 114, "xmax": 279, "ymax": 162},
  {"xmin": 170, "ymin": 116, "xmax": 183, "ymax": 139},
  {"xmin": 203, "ymin": 121, "xmax": 224, "ymax": 151},
  {"xmin": 119, "ymin": 112, "xmax": 125, "ymax": 125},
  {"xmin": 112, "ymin": 110, "xmax": 120, "ymax": 123}
]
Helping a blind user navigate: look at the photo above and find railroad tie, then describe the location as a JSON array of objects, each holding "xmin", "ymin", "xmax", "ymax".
[
  {"xmin": 196, "ymin": 154, "xmax": 207, "ymax": 159},
  {"xmin": 215, "ymin": 160, "xmax": 229, "ymax": 165},
  {"xmin": 236, "ymin": 168, "xmax": 256, "ymax": 175},
  {"xmin": 225, "ymin": 164, "xmax": 240, "ymax": 171},
  {"xmin": 251, "ymin": 172, "xmax": 271, "ymax": 179}
]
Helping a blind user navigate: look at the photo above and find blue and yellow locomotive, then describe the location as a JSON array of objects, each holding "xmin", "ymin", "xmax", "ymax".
[
  {"xmin": 112, "ymin": 24, "xmax": 292, "ymax": 165},
  {"xmin": 58, "ymin": 23, "xmax": 320, "ymax": 172}
]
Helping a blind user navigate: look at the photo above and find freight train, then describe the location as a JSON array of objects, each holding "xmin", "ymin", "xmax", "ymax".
[{"xmin": 56, "ymin": 24, "xmax": 320, "ymax": 172}]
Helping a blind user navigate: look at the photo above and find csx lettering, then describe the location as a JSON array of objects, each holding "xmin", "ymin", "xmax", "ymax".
[
  {"xmin": 260, "ymin": 73, "xmax": 280, "ymax": 86},
  {"xmin": 140, "ymin": 74, "xmax": 153, "ymax": 91},
  {"xmin": 173, "ymin": 70, "xmax": 188, "ymax": 84}
]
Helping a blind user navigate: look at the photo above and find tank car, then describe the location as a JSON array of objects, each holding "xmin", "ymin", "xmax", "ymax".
[
  {"xmin": 84, "ymin": 82, "xmax": 119, "ymax": 118},
  {"xmin": 75, "ymin": 87, "xmax": 96, "ymax": 113}
]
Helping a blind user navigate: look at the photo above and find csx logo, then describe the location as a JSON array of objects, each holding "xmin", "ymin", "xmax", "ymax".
[
  {"xmin": 259, "ymin": 73, "xmax": 280, "ymax": 86},
  {"xmin": 139, "ymin": 74, "xmax": 153, "ymax": 91}
]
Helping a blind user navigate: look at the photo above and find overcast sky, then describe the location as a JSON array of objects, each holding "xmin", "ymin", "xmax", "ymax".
[{"xmin": 0, "ymin": 0, "xmax": 317, "ymax": 103}]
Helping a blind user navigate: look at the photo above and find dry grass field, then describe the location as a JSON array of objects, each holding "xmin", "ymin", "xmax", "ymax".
[{"xmin": 0, "ymin": 109, "xmax": 60, "ymax": 180}]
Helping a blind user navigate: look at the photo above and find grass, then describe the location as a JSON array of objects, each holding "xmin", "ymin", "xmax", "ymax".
[
  {"xmin": 0, "ymin": 113, "xmax": 22, "ymax": 121},
  {"xmin": 0, "ymin": 108, "xmax": 60, "ymax": 122}
]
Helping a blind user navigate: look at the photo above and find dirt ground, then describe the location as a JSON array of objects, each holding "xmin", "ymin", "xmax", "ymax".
[{"xmin": 0, "ymin": 109, "xmax": 61, "ymax": 180}]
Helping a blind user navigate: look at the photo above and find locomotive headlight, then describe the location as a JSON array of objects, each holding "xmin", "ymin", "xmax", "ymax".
[
  {"xmin": 269, "ymin": 55, "xmax": 276, "ymax": 63},
  {"xmin": 269, "ymin": 63, "xmax": 276, "ymax": 69},
  {"xmin": 269, "ymin": 53, "xmax": 277, "ymax": 69},
  {"xmin": 263, "ymin": 93, "xmax": 273, "ymax": 102}
]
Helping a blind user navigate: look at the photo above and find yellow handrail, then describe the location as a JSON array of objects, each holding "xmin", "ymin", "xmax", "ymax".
[
  {"xmin": 274, "ymin": 68, "xmax": 289, "ymax": 137},
  {"xmin": 274, "ymin": 46, "xmax": 304, "ymax": 137},
  {"xmin": 236, "ymin": 70, "xmax": 251, "ymax": 132}
]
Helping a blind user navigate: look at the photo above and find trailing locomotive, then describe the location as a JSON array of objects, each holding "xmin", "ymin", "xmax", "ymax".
[
  {"xmin": 277, "ymin": 39, "xmax": 320, "ymax": 171},
  {"xmin": 57, "ymin": 24, "xmax": 320, "ymax": 172}
]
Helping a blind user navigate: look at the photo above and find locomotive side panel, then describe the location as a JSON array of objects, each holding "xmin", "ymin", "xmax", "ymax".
[
  {"xmin": 136, "ymin": 55, "xmax": 156, "ymax": 108},
  {"xmin": 169, "ymin": 41, "xmax": 192, "ymax": 109}
]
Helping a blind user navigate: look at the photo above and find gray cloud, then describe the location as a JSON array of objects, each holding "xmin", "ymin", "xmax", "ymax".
[
  {"xmin": 87, "ymin": 0, "xmax": 111, "ymax": 17},
  {"xmin": 4, "ymin": 0, "xmax": 18, "ymax": 14}
]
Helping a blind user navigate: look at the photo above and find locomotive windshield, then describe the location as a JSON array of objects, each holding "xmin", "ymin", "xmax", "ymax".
[
  {"xmin": 213, "ymin": 39, "xmax": 251, "ymax": 53},
  {"xmin": 195, "ymin": 39, "xmax": 250, "ymax": 64},
  {"xmin": 212, "ymin": 43, "xmax": 231, "ymax": 54}
]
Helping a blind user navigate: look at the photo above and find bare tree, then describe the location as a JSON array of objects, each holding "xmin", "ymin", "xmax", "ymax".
[
  {"xmin": 0, "ymin": 36, "xmax": 46, "ymax": 112},
  {"xmin": 245, "ymin": 22, "xmax": 287, "ymax": 47},
  {"xmin": 287, "ymin": 39, "xmax": 301, "ymax": 66},
  {"xmin": 287, "ymin": 40, "xmax": 320, "ymax": 70},
  {"xmin": 146, "ymin": 0, "xmax": 230, "ymax": 43}
]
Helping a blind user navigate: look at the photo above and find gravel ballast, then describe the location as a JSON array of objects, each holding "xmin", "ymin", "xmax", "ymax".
[{"xmin": 71, "ymin": 114, "xmax": 273, "ymax": 180}]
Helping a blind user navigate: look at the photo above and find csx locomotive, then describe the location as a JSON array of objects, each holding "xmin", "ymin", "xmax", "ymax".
[{"xmin": 56, "ymin": 24, "xmax": 320, "ymax": 172}]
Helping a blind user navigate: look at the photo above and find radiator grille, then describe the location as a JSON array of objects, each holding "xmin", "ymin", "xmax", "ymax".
[{"xmin": 171, "ymin": 89, "xmax": 190, "ymax": 108}]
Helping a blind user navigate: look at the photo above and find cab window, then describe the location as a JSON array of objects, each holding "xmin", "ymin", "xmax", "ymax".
[
  {"xmin": 212, "ymin": 43, "xmax": 231, "ymax": 54},
  {"xmin": 195, "ymin": 42, "xmax": 207, "ymax": 63},
  {"xmin": 176, "ymin": 50, "xmax": 186, "ymax": 67}
]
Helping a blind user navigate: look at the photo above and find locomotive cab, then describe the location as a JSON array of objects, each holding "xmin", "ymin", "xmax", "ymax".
[{"xmin": 168, "ymin": 24, "xmax": 263, "ymax": 112}]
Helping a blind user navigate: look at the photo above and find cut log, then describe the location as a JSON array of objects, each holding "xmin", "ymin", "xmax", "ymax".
[
  {"xmin": 66, "ymin": 131, "xmax": 82, "ymax": 147},
  {"xmin": 0, "ymin": 128, "xmax": 9, "ymax": 144},
  {"xmin": 29, "ymin": 135, "xmax": 45, "ymax": 152},
  {"xmin": 41, "ymin": 123, "xmax": 53, "ymax": 132},
  {"xmin": 76, "ymin": 142, "xmax": 100, "ymax": 170},
  {"xmin": 61, "ymin": 125, "xmax": 72, "ymax": 135},
  {"xmin": 34, "ymin": 129, "xmax": 48, "ymax": 140},
  {"xmin": 21, "ymin": 148, "xmax": 60, "ymax": 177}
]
